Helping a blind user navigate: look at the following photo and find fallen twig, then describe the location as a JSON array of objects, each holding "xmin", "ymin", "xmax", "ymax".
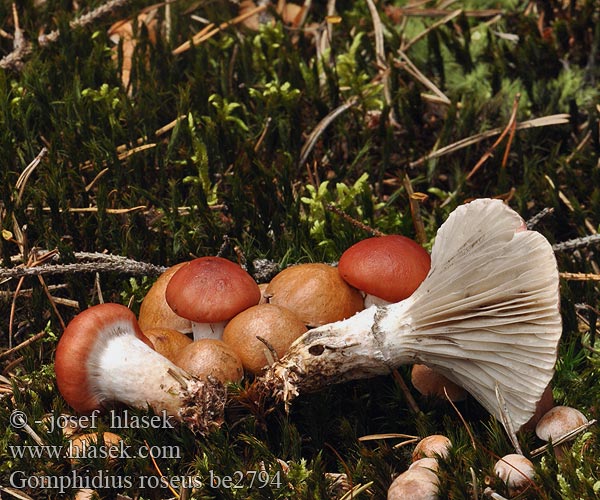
[
  {"xmin": 1, "ymin": 252, "xmax": 167, "ymax": 281},
  {"xmin": 0, "ymin": 330, "xmax": 46, "ymax": 360},
  {"xmin": 552, "ymin": 233, "xmax": 600, "ymax": 252}
]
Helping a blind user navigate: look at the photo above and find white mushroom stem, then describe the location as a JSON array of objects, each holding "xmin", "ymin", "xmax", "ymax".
[
  {"xmin": 93, "ymin": 331, "xmax": 226, "ymax": 434},
  {"xmin": 363, "ymin": 293, "xmax": 391, "ymax": 308},
  {"xmin": 94, "ymin": 333, "xmax": 192, "ymax": 416},
  {"xmin": 191, "ymin": 321, "xmax": 228, "ymax": 341},
  {"xmin": 259, "ymin": 199, "xmax": 562, "ymax": 431}
]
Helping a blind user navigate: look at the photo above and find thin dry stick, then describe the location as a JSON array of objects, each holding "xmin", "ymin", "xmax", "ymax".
[
  {"xmin": 144, "ymin": 439, "xmax": 180, "ymax": 499},
  {"xmin": 444, "ymin": 387, "xmax": 476, "ymax": 450},
  {"xmin": 0, "ymin": 331, "xmax": 46, "ymax": 360},
  {"xmin": 530, "ymin": 419, "xmax": 597, "ymax": 457},
  {"xmin": 392, "ymin": 368, "xmax": 422, "ymax": 415},
  {"xmin": 37, "ymin": 274, "xmax": 66, "ymax": 330},
  {"xmin": 0, "ymin": 3, "xmax": 31, "ymax": 70},
  {"xmin": 172, "ymin": 3, "xmax": 268, "ymax": 55},
  {"xmin": 325, "ymin": 204, "xmax": 385, "ymax": 237},
  {"xmin": 466, "ymin": 93, "xmax": 520, "ymax": 180},
  {"xmin": 559, "ymin": 272, "xmax": 600, "ymax": 281},
  {"xmin": 1, "ymin": 0, "xmax": 130, "ymax": 70},
  {"xmin": 394, "ymin": 8, "xmax": 503, "ymax": 18},
  {"xmin": 501, "ymin": 99, "xmax": 519, "ymax": 168},
  {"xmin": 8, "ymin": 253, "xmax": 35, "ymax": 348},
  {"xmin": 8, "ymin": 250, "xmax": 63, "ymax": 343},
  {"xmin": 495, "ymin": 383, "xmax": 522, "ymax": 455},
  {"xmin": 38, "ymin": 0, "xmax": 131, "ymax": 45},
  {"xmin": 403, "ymin": 174, "xmax": 427, "ymax": 245},
  {"xmin": 526, "ymin": 207, "xmax": 554, "ymax": 230},
  {"xmin": 254, "ymin": 117, "xmax": 272, "ymax": 152}
]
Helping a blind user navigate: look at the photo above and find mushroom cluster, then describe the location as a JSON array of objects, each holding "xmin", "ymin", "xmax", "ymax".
[
  {"xmin": 55, "ymin": 222, "xmax": 434, "ymax": 424},
  {"xmin": 55, "ymin": 198, "xmax": 563, "ymax": 439}
]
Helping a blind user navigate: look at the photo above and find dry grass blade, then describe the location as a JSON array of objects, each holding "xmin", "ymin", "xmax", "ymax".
[
  {"xmin": 338, "ymin": 481, "xmax": 374, "ymax": 499},
  {"xmin": 545, "ymin": 175, "xmax": 598, "ymax": 235},
  {"xmin": 530, "ymin": 419, "xmax": 597, "ymax": 457},
  {"xmin": 495, "ymin": 383, "xmax": 522, "ymax": 455},
  {"xmin": 15, "ymin": 147, "xmax": 47, "ymax": 203},
  {"xmin": 365, "ymin": 0, "xmax": 396, "ymax": 124},
  {"xmin": 470, "ymin": 467, "xmax": 479, "ymax": 500},
  {"xmin": 0, "ymin": 486, "xmax": 36, "ymax": 500},
  {"xmin": 483, "ymin": 487, "xmax": 509, "ymax": 500},
  {"xmin": 298, "ymin": 97, "xmax": 358, "ymax": 166},
  {"xmin": 144, "ymin": 439, "xmax": 180, "ymax": 498},
  {"xmin": 395, "ymin": 50, "xmax": 451, "ymax": 105},
  {"xmin": 402, "ymin": 9, "xmax": 463, "ymax": 51},
  {"xmin": 38, "ymin": 206, "xmax": 148, "ymax": 214},
  {"xmin": 409, "ymin": 114, "xmax": 570, "ymax": 168},
  {"xmin": 358, "ymin": 433, "xmax": 419, "ymax": 442}
]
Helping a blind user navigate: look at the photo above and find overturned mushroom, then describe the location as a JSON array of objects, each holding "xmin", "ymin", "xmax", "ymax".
[
  {"xmin": 54, "ymin": 303, "xmax": 225, "ymax": 434},
  {"xmin": 258, "ymin": 199, "xmax": 562, "ymax": 431}
]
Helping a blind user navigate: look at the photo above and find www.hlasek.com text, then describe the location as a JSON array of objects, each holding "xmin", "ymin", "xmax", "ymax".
[{"xmin": 9, "ymin": 439, "xmax": 181, "ymax": 460}]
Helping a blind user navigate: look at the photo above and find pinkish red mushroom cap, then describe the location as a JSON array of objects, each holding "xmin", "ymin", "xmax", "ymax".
[
  {"xmin": 165, "ymin": 256, "xmax": 261, "ymax": 323},
  {"xmin": 338, "ymin": 235, "xmax": 431, "ymax": 302},
  {"xmin": 55, "ymin": 303, "xmax": 153, "ymax": 413}
]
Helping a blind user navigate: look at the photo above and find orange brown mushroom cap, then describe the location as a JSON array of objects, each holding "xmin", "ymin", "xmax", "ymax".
[
  {"xmin": 265, "ymin": 263, "xmax": 363, "ymax": 327},
  {"xmin": 222, "ymin": 304, "xmax": 308, "ymax": 374},
  {"xmin": 338, "ymin": 235, "xmax": 431, "ymax": 304},
  {"xmin": 138, "ymin": 262, "xmax": 193, "ymax": 334}
]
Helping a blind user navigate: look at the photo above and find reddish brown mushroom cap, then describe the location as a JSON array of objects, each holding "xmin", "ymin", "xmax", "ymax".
[
  {"xmin": 55, "ymin": 303, "xmax": 153, "ymax": 413},
  {"xmin": 338, "ymin": 235, "xmax": 431, "ymax": 303},
  {"xmin": 165, "ymin": 257, "xmax": 261, "ymax": 324}
]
